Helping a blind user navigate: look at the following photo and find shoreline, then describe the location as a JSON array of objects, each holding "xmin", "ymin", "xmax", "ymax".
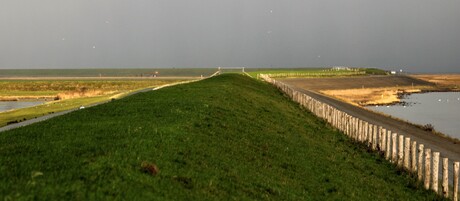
[
  {"xmin": 363, "ymin": 103, "xmax": 460, "ymax": 144},
  {"xmin": 364, "ymin": 87, "xmax": 459, "ymax": 106},
  {"xmin": 326, "ymin": 87, "xmax": 457, "ymax": 107},
  {"xmin": 312, "ymin": 86, "xmax": 460, "ymax": 144}
]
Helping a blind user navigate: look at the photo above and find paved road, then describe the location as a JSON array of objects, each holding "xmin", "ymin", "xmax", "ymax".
[
  {"xmin": 0, "ymin": 79, "xmax": 202, "ymax": 133},
  {"xmin": 282, "ymin": 81, "xmax": 460, "ymax": 184},
  {"xmin": 284, "ymin": 83, "xmax": 460, "ymax": 163}
]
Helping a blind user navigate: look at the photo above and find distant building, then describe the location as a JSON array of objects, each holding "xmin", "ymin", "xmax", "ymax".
[
  {"xmin": 390, "ymin": 71, "xmax": 396, "ymax": 75},
  {"xmin": 331, "ymin": 66, "xmax": 351, "ymax": 71}
]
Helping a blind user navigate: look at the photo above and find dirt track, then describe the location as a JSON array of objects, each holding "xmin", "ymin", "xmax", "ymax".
[{"xmin": 280, "ymin": 77, "xmax": 460, "ymax": 164}]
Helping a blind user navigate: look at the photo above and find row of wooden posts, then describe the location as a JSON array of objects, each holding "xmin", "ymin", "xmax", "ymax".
[{"xmin": 259, "ymin": 74, "xmax": 459, "ymax": 200}]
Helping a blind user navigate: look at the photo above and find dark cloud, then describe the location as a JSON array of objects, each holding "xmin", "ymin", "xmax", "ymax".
[{"xmin": 1, "ymin": 0, "xmax": 459, "ymax": 72}]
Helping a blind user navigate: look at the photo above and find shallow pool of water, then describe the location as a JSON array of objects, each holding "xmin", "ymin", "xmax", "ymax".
[
  {"xmin": 367, "ymin": 92, "xmax": 460, "ymax": 140},
  {"xmin": 0, "ymin": 101, "xmax": 46, "ymax": 113}
]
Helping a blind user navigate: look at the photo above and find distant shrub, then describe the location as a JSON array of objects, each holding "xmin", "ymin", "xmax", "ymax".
[{"xmin": 422, "ymin": 124, "xmax": 435, "ymax": 132}]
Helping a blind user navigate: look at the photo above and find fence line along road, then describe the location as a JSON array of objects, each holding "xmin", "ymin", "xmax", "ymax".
[{"xmin": 260, "ymin": 74, "xmax": 459, "ymax": 200}]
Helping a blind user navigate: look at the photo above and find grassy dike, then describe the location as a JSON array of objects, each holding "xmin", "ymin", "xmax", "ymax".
[{"xmin": 0, "ymin": 74, "xmax": 442, "ymax": 200}]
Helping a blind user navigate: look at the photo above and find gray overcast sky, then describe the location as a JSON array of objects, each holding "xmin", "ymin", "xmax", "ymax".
[{"xmin": 1, "ymin": 0, "xmax": 460, "ymax": 72}]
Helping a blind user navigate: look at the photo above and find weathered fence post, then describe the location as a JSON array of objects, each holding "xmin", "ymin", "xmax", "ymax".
[
  {"xmin": 381, "ymin": 128, "xmax": 387, "ymax": 152},
  {"xmin": 442, "ymin": 158, "xmax": 448, "ymax": 198},
  {"xmin": 355, "ymin": 118, "xmax": 359, "ymax": 141},
  {"xmin": 350, "ymin": 116, "xmax": 354, "ymax": 138},
  {"xmin": 454, "ymin": 162, "xmax": 459, "ymax": 201},
  {"xmin": 358, "ymin": 120, "xmax": 363, "ymax": 142},
  {"xmin": 432, "ymin": 152, "xmax": 440, "ymax": 193},
  {"xmin": 418, "ymin": 144, "xmax": 424, "ymax": 180},
  {"xmin": 392, "ymin": 133, "xmax": 397, "ymax": 163},
  {"xmin": 385, "ymin": 130, "xmax": 391, "ymax": 160},
  {"xmin": 353, "ymin": 117, "xmax": 358, "ymax": 141},
  {"xmin": 364, "ymin": 122, "xmax": 369, "ymax": 145},
  {"xmin": 369, "ymin": 124, "xmax": 374, "ymax": 148},
  {"xmin": 425, "ymin": 149, "xmax": 431, "ymax": 190},
  {"xmin": 411, "ymin": 141, "xmax": 417, "ymax": 172},
  {"xmin": 373, "ymin": 125, "xmax": 378, "ymax": 150},
  {"xmin": 378, "ymin": 126, "xmax": 383, "ymax": 150},
  {"xmin": 338, "ymin": 111, "xmax": 343, "ymax": 132},
  {"xmin": 347, "ymin": 116, "xmax": 352, "ymax": 137},
  {"xmin": 404, "ymin": 137, "xmax": 410, "ymax": 170},
  {"xmin": 398, "ymin": 135, "xmax": 404, "ymax": 167}
]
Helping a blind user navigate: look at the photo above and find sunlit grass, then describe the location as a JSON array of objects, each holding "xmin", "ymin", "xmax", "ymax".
[
  {"xmin": 0, "ymin": 74, "xmax": 443, "ymax": 200},
  {"xmin": 0, "ymin": 79, "xmax": 184, "ymax": 126}
]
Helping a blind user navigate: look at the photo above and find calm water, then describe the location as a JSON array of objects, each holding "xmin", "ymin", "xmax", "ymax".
[
  {"xmin": 0, "ymin": 101, "xmax": 46, "ymax": 113},
  {"xmin": 367, "ymin": 92, "xmax": 460, "ymax": 140}
]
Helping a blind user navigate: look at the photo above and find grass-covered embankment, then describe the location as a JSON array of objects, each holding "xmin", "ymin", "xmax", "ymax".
[
  {"xmin": 0, "ymin": 74, "xmax": 442, "ymax": 200},
  {"xmin": 0, "ymin": 79, "xmax": 182, "ymax": 127}
]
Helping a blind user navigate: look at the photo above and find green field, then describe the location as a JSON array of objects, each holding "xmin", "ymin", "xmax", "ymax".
[
  {"xmin": 0, "ymin": 68, "xmax": 218, "ymax": 77},
  {"xmin": 0, "ymin": 74, "xmax": 442, "ymax": 200},
  {"xmin": 0, "ymin": 79, "xmax": 183, "ymax": 126},
  {"xmin": 0, "ymin": 80, "xmax": 181, "ymax": 96},
  {"xmin": 245, "ymin": 68, "xmax": 387, "ymax": 78}
]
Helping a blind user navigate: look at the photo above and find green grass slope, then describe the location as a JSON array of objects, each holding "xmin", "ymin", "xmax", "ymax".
[{"xmin": 0, "ymin": 74, "xmax": 442, "ymax": 200}]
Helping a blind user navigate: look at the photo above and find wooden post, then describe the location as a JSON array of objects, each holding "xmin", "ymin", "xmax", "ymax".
[
  {"xmin": 354, "ymin": 118, "xmax": 358, "ymax": 140},
  {"xmin": 347, "ymin": 116, "xmax": 351, "ymax": 137},
  {"xmin": 369, "ymin": 124, "xmax": 374, "ymax": 148},
  {"xmin": 411, "ymin": 141, "xmax": 417, "ymax": 173},
  {"xmin": 349, "ymin": 116, "xmax": 353, "ymax": 138},
  {"xmin": 338, "ymin": 112, "xmax": 342, "ymax": 132},
  {"xmin": 364, "ymin": 122, "xmax": 368, "ymax": 145},
  {"xmin": 378, "ymin": 126, "xmax": 383, "ymax": 150},
  {"xmin": 432, "ymin": 152, "xmax": 440, "ymax": 193},
  {"xmin": 333, "ymin": 109, "xmax": 336, "ymax": 127},
  {"xmin": 349, "ymin": 117, "xmax": 354, "ymax": 138},
  {"xmin": 358, "ymin": 120, "xmax": 362, "ymax": 142},
  {"xmin": 398, "ymin": 135, "xmax": 404, "ymax": 167},
  {"xmin": 418, "ymin": 144, "xmax": 424, "ymax": 180},
  {"xmin": 385, "ymin": 130, "xmax": 391, "ymax": 160},
  {"xmin": 373, "ymin": 125, "xmax": 378, "ymax": 150},
  {"xmin": 442, "ymin": 158, "xmax": 448, "ymax": 198},
  {"xmin": 355, "ymin": 118, "xmax": 359, "ymax": 141},
  {"xmin": 454, "ymin": 162, "xmax": 459, "ymax": 201},
  {"xmin": 404, "ymin": 137, "xmax": 410, "ymax": 170},
  {"xmin": 425, "ymin": 149, "xmax": 431, "ymax": 190},
  {"xmin": 381, "ymin": 128, "xmax": 387, "ymax": 152},
  {"xmin": 392, "ymin": 133, "xmax": 397, "ymax": 163}
]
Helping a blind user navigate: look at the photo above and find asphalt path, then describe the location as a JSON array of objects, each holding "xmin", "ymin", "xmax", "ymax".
[
  {"xmin": 279, "ymin": 80, "xmax": 460, "ymax": 185},
  {"xmin": 0, "ymin": 79, "xmax": 203, "ymax": 133},
  {"xmin": 283, "ymin": 83, "xmax": 460, "ymax": 163}
]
